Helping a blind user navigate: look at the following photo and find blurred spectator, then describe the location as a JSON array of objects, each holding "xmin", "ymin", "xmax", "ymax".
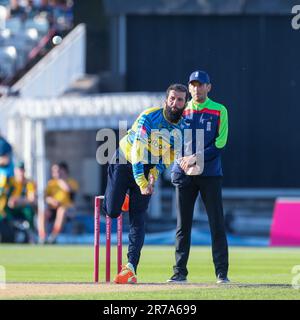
[
  {"xmin": 6, "ymin": 0, "xmax": 73, "ymax": 29},
  {"xmin": 38, "ymin": 162, "xmax": 78, "ymax": 244},
  {"xmin": 0, "ymin": 136, "xmax": 14, "ymax": 241},
  {"xmin": 34, "ymin": 0, "xmax": 50, "ymax": 9},
  {"xmin": 9, "ymin": 0, "xmax": 26, "ymax": 20},
  {"xmin": 0, "ymin": 135, "xmax": 14, "ymax": 179},
  {"xmin": 0, "ymin": 5, "xmax": 8, "ymax": 29},
  {"xmin": 6, "ymin": 161, "xmax": 36, "ymax": 239},
  {"xmin": 1, "ymin": 0, "xmax": 73, "ymax": 86},
  {"xmin": 31, "ymin": 0, "xmax": 53, "ymax": 20},
  {"xmin": 51, "ymin": 0, "xmax": 73, "ymax": 31}
]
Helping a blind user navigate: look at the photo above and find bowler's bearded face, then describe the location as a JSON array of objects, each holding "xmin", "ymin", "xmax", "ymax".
[{"xmin": 164, "ymin": 90, "xmax": 187, "ymax": 123}]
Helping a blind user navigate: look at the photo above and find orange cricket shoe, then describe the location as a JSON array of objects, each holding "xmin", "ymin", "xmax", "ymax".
[
  {"xmin": 121, "ymin": 194, "xmax": 130, "ymax": 212},
  {"xmin": 114, "ymin": 263, "xmax": 137, "ymax": 284}
]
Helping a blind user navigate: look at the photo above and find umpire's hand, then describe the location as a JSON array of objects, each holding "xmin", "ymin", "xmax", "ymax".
[{"xmin": 179, "ymin": 154, "xmax": 197, "ymax": 171}]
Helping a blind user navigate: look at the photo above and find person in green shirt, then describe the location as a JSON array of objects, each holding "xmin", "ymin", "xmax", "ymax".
[{"xmin": 168, "ymin": 70, "xmax": 229, "ymax": 284}]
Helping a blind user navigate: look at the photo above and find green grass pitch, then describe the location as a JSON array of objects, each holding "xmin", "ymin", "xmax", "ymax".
[{"xmin": 0, "ymin": 245, "xmax": 300, "ymax": 299}]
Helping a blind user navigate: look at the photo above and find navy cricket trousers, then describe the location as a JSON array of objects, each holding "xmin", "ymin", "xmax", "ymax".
[
  {"xmin": 102, "ymin": 150, "xmax": 152, "ymax": 272},
  {"xmin": 173, "ymin": 176, "xmax": 229, "ymax": 278}
]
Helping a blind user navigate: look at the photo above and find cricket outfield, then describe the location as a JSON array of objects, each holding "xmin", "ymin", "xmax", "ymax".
[{"xmin": 0, "ymin": 245, "xmax": 300, "ymax": 300}]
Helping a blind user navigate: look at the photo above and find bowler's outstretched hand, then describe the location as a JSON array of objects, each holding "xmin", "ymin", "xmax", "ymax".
[{"xmin": 140, "ymin": 174, "xmax": 155, "ymax": 195}]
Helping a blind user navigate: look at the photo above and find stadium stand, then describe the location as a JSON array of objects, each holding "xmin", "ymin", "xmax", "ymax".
[{"xmin": 0, "ymin": 0, "xmax": 73, "ymax": 94}]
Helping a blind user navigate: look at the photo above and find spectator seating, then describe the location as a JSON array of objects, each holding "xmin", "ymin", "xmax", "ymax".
[{"xmin": 0, "ymin": 1, "xmax": 73, "ymax": 86}]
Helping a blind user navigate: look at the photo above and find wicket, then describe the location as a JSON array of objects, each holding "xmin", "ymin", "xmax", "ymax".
[{"xmin": 94, "ymin": 195, "xmax": 123, "ymax": 283}]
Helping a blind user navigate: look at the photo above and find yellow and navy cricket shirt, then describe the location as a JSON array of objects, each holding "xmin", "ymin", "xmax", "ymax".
[{"xmin": 119, "ymin": 107, "xmax": 183, "ymax": 189}]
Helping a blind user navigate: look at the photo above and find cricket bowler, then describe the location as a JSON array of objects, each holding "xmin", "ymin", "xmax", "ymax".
[{"xmin": 102, "ymin": 83, "xmax": 188, "ymax": 284}]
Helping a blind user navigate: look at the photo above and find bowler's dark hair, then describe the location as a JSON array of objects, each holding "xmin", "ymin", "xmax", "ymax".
[
  {"xmin": 58, "ymin": 162, "xmax": 69, "ymax": 174},
  {"xmin": 166, "ymin": 83, "xmax": 189, "ymax": 103}
]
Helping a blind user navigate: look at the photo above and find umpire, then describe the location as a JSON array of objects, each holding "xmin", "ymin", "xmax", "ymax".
[{"xmin": 168, "ymin": 70, "xmax": 229, "ymax": 284}]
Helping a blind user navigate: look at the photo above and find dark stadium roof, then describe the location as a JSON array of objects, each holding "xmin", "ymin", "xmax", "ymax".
[{"xmin": 103, "ymin": 0, "xmax": 297, "ymax": 15}]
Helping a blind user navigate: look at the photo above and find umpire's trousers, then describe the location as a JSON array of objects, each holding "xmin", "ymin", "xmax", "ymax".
[
  {"xmin": 102, "ymin": 150, "xmax": 152, "ymax": 273},
  {"xmin": 174, "ymin": 176, "xmax": 228, "ymax": 277}
]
